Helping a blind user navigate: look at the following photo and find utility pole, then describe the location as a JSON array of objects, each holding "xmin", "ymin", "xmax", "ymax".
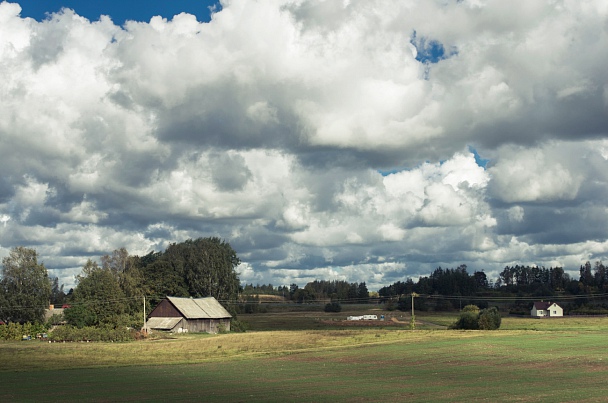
[
  {"xmin": 143, "ymin": 295, "xmax": 146, "ymax": 332},
  {"xmin": 410, "ymin": 292, "xmax": 418, "ymax": 330}
]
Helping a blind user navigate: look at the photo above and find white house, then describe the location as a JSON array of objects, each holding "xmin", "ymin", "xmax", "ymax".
[{"xmin": 531, "ymin": 301, "xmax": 563, "ymax": 317}]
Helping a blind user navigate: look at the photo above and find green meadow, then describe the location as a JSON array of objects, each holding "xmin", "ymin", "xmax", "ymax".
[{"xmin": 2, "ymin": 311, "xmax": 608, "ymax": 402}]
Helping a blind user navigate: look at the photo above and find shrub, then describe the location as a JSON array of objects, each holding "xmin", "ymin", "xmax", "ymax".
[
  {"xmin": 0, "ymin": 322, "xmax": 23, "ymax": 340},
  {"xmin": 462, "ymin": 304, "xmax": 480, "ymax": 313},
  {"xmin": 113, "ymin": 313, "xmax": 147, "ymax": 329},
  {"xmin": 450, "ymin": 311, "xmax": 479, "ymax": 330},
  {"xmin": 324, "ymin": 302, "xmax": 342, "ymax": 313},
  {"xmin": 478, "ymin": 307, "xmax": 501, "ymax": 330},
  {"xmin": 229, "ymin": 319, "xmax": 248, "ymax": 333},
  {"xmin": 449, "ymin": 305, "xmax": 502, "ymax": 330}
]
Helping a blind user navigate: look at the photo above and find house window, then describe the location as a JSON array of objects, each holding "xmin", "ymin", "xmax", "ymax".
[{"xmin": 553, "ymin": 310, "xmax": 556, "ymax": 314}]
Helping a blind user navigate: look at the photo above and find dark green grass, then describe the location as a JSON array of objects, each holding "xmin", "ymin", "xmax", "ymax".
[
  {"xmin": 3, "ymin": 311, "xmax": 608, "ymax": 402},
  {"xmin": 2, "ymin": 331, "xmax": 608, "ymax": 402}
]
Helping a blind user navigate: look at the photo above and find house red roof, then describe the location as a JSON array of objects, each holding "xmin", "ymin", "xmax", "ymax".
[
  {"xmin": 534, "ymin": 302, "xmax": 562, "ymax": 310},
  {"xmin": 534, "ymin": 301, "xmax": 551, "ymax": 310}
]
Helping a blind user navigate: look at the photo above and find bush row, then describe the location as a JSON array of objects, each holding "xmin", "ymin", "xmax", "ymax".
[
  {"xmin": 569, "ymin": 307, "xmax": 608, "ymax": 316},
  {"xmin": 49, "ymin": 325, "xmax": 134, "ymax": 342},
  {"xmin": 0, "ymin": 322, "xmax": 48, "ymax": 341}
]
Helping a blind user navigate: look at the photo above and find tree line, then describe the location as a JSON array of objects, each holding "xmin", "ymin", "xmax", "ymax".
[
  {"xmin": 204, "ymin": 261, "xmax": 608, "ymax": 313},
  {"xmin": 0, "ymin": 238, "xmax": 241, "ymax": 327},
  {"xmin": 3, "ymin": 237, "xmax": 607, "ymax": 327},
  {"xmin": 376, "ymin": 262, "xmax": 608, "ymax": 313},
  {"xmin": 242, "ymin": 280, "xmax": 370, "ymax": 304},
  {"xmin": 376, "ymin": 263, "xmax": 606, "ymax": 298}
]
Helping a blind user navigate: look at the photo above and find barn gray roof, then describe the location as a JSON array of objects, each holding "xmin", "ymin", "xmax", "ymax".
[
  {"xmin": 167, "ymin": 296, "xmax": 232, "ymax": 319},
  {"xmin": 146, "ymin": 317, "xmax": 182, "ymax": 330}
]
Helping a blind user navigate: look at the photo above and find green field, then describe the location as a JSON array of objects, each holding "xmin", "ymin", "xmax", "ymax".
[{"xmin": 2, "ymin": 310, "xmax": 608, "ymax": 402}]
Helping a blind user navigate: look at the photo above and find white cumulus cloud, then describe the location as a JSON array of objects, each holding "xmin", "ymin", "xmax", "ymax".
[{"xmin": 0, "ymin": 0, "xmax": 607, "ymax": 289}]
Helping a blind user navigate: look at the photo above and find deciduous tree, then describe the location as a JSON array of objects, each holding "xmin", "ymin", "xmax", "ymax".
[
  {"xmin": 143, "ymin": 237, "xmax": 241, "ymax": 302},
  {"xmin": 0, "ymin": 247, "xmax": 51, "ymax": 323},
  {"xmin": 66, "ymin": 260, "xmax": 126, "ymax": 327}
]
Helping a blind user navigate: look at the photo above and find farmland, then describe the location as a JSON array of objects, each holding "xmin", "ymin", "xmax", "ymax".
[{"xmin": 2, "ymin": 308, "xmax": 608, "ymax": 401}]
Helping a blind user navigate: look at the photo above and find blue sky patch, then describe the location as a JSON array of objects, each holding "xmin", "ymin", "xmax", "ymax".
[
  {"xmin": 377, "ymin": 161, "xmax": 431, "ymax": 177},
  {"xmin": 469, "ymin": 146, "xmax": 490, "ymax": 169},
  {"xmin": 18, "ymin": 1, "xmax": 221, "ymax": 25},
  {"xmin": 411, "ymin": 31, "xmax": 457, "ymax": 64},
  {"xmin": 377, "ymin": 168, "xmax": 404, "ymax": 177}
]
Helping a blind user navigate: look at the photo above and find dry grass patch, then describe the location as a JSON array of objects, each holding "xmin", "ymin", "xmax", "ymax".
[{"xmin": 0, "ymin": 329, "xmax": 520, "ymax": 372}]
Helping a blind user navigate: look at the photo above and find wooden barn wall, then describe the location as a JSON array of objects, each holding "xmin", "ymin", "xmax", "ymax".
[
  {"xmin": 148, "ymin": 299, "xmax": 182, "ymax": 318},
  {"xmin": 169, "ymin": 318, "xmax": 185, "ymax": 332},
  {"xmin": 183, "ymin": 318, "xmax": 231, "ymax": 333}
]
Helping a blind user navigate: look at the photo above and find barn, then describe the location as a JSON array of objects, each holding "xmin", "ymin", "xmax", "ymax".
[{"xmin": 146, "ymin": 296, "xmax": 232, "ymax": 334}]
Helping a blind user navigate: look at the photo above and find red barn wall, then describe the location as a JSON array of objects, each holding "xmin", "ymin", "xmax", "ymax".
[{"xmin": 148, "ymin": 299, "xmax": 182, "ymax": 318}]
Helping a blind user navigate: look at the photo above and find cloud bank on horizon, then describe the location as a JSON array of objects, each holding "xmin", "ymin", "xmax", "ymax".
[{"xmin": 1, "ymin": 0, "xmax": 607, "ymax": 290}]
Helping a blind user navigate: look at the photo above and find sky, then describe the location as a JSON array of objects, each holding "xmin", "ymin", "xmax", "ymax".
[
  {"xmin": 17, "ymin": 1, "xmax": 220, "ymax": 26},
  {"xmin": 1, "ymin": 0, "xmax": 608, "ymax": 291}
]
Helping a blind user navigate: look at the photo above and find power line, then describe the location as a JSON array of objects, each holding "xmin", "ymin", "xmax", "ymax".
[
  {"xmin": 5, "ymin": 291, "xmax": 608, "ymax": 311},
  {"xmin": 424, "ymin": 293, "xmax": 608, "ymax": 301}
]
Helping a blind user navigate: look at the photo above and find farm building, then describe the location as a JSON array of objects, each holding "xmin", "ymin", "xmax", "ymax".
[
  {"xmin": 531, "ymin": 301, "xmax": 563, "ymax": 317},
  {"xmin": 146, "ymin": 296, "xmax": 232, "ymax": 334},
  {"xmin": 44, "ymin": 304, "xmax": 68, "ymax": 323}
]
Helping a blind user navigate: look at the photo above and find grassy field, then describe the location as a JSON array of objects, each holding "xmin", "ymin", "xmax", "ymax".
[{"xmin": 2, "ymin": 309, "xmax": 608, "ymax": 402}]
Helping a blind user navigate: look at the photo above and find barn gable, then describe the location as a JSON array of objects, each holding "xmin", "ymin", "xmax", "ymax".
[{"xmin": 148, "ymin": 299, "xmax": 183, "ymax": 318}]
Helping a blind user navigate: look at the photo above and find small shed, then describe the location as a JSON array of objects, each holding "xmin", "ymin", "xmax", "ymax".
[
  {"xmin": 44, "ymin": 305, "xmax": 66, "ymax": 323},
  {"xmin": 531, "ymin": 301, "xmax": 563, "ymax": 317},
  {"xmin": 146, "ymin": 296, "xmax": 232, "ymax": 334}
]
